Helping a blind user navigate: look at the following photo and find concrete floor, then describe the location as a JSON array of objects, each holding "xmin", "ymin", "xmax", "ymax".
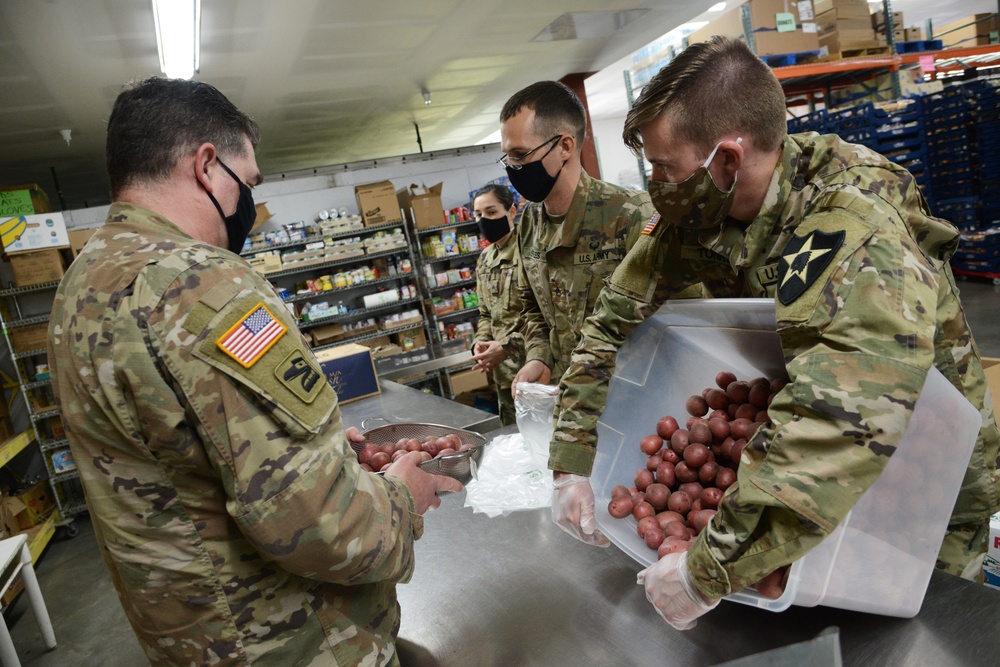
[{"xmin": 4, "ymin": 279, "xmax": 999, "ymax": 666}]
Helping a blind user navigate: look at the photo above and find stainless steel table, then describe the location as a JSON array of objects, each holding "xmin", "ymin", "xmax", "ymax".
[
  {"xmin": 381, "ymin": 422, "xmax": 1000, "ymax": 667},
  {"xmin": 339, "ymin": 380, "xmax": 500, "ymax": 434}
]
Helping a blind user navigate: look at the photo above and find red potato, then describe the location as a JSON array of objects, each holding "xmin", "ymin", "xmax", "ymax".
[
  {"xmin": 686, "ymin": 394, "xmax": 709, "ymax": 417},
  {"xmin": 391, "ymin": 450, "xmax": 408, "ymax": 462},
  {"xmin": 658, "ymin": 538, "xmax": 692, "ymax": 558},
  {"xmin": 655, "ymin": 461, "xmax": 676, "ymax": 487},
  {"xmin": 395, "ymin": 438, "xmax": 409, "ymax": 451},
  {"xmin": 445, "ymin": 434, "xmax": 463, "ymax": 449},
  {"xmin": 716, "ymin": 467, "xmax": 737, "ymax": 491},
  {"xmin": 405, "ymin": 439, "xmax": 423, "ymax": 453},
  {"xmin": 656, "ymin": 416, "xmax": 680, "ymax": 440},
  {"xmin": 611, "ymin": 484, "xmax": 630, "ymax": 500},
  {"xmin": 358, "ymin": 443, "xmax": 379, "ymax": 464},
  {"xmin": 645, "ymin": 483, "xmax": 670, "ymax": 510},
  {"xmin": 678, "ymin": 481, "xmax": 703, "ymax": 500},
  {"xmin": 438, "ymin": 448, "xmax": 456, "ymax": 457},
  {"xmin": 646, "ymin": 454, "xmax": 663, "ymax": 472},
  {"xmin": 670, "ymin": 429, "xmax": 690, "ymax": 454},
  {"xmin": 656, "ymin": 512, "xmax": 686, "ymax": 531},
  {"xmin": 701, "ymin": 487, "xmax": 723, "ymax": 509},
  {"xmin": 637, "ymin": 516, "xmax": 660, "ymax": 538},
  {"xmin": 698, "ymin": 460, "xmax": 719, "ymax": 485},
  {"xmin": 705, "ymin": 389, "xmax": 730, "ymax": 411},
  {"xmin": 683, "ymin": 443, "xmax": 711, "ymax": 468},
  {"xmin": 689, "ymin": 509, "xmax": 717, "ymax": 534},
  {"xmin": 640, "ymin": 434, "xmax": 664, "ymax": 455},
  {"xmin": 633, "ymin": 501, "xmax": 655, "ymax": 521},
  {"xmin": 719, "ymin": 436, "xmax": 736, "ymax": 461},
  {"xmin": 370, "ymin": 452, "xmax": 390, "ymax": 470},
  {"xmin": 645, "ymin": 528, "xmax": 666, "ymax": 550},
  {"xmin": 662, "ymin": 520, "xmax": 689, "ymax": 540},
  {"xmin": 608, "ymin": 496, "xmax": 634, "ymax": 519},
  {"xmin": 730, "ymin": 418, "xmax": 754, "ymax": 440},
  {"xmin": 630, "ymin": 490, "xmax": 646, "ymax": 506},
  {"xmin": 755, "ymin": 410, "xmax": 769, "ymax": 424},
  {"xmin": 731, "ymin": 439, "xmax": 746, "ymax": 464},
  {"xmin": 422, "ymin": 441, "xmax": 441, "ymax": 457},
  {"xmin": 708, "ymin": 409, "xmax": 729, "ymax": 421},
  {"xmin": 752, "ymin": 566, "xmax": 789, "ymax": 600},
  {"xmin": 667, "ymin": 491, "xmax": 692, "ymax": 515},
  {"xmin": 734, "ymin": 403, "xmax": 759, "ymax": 421},
  {"xmin": 727, "ymin": 403, "xmax": 740, "ymax": 419},
  {"xmin": 635, "ymin": 468, "xmax": 654, "ymax": 491},
  {"xmin": 748, "ymin": 383, "xmax": 770, "ymax": 409},
  {"xmin": 726, "ymin": 381, "xmax": 750, "ymax": 404},
  {"xmin": 770, "ymin": 377, "xmax": 789, "ymax": 393},
  {"xmin": 708, "ymin": 418, "xmax": 730, "ymax": 441},
  {"xmin": 674, "ymin": 461, "xmax": 699, "ymax": 484},
  {"xmin": 689, "ymin": 498, "xmax": 703, "ymax": 514},
  {"xmin": 379, "ymin": 443, "xmax": 395, "ymax": 456},
  {"xmin": 359, "ymin": 463, "xmax": 374, "ymax": 472},
  {"xmin": 688, "ymin": 423, "xmax": 712, "ymax": 446},
  {"xmin": 716, "ymin": 371, "xmax": 738, "ymax": 390},
  {"xmin": 662, "ymin": 448, "xmax": 681, "ymax": 465}
]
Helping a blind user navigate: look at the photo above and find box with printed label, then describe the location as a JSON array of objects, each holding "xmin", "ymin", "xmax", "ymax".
[
  {"xmin": 688, "ymin": 0, "xmax": 821, "ymax": 57},
  {"xmin": 315, "ymin": 343, "xmax": 381, "ymax": 404},
  {"xmin": 985, "ymin": 512, "xmax": 1000, "ymax": 589},
  {"xmin": 354, "ymin": 181, "xmax": 404, "ymax": 228},
  {"xmin": 1, "ymin": 211, "xmax": 69, "ymax": 254},
  {"xmin": 9, "ymin": 322, "xmax": 50, "ymax": 355},
  {"xmin": 399, "ymin": 182, "xmax": 445, "ymax": 230},
  {"xmin": 7, "ymin": 248, "xmax": 66, "ymax": 287}
]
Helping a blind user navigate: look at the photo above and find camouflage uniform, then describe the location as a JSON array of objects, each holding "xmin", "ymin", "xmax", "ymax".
[
  {"xmin": 47, "ymin": 203, "xmax": 422, "ymax": 666},
  {"xmin": 553, "ymin": 133, "xmax": 1000, "ymax": 596},
  {"xmin": 473, "ymin": 236, "xmax": 525, "ymax": 425},
  {"xmin": 518, "ymin": 170, "xmax": 657, "ymax": 381}
]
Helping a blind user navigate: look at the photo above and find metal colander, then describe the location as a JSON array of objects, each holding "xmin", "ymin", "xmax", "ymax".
[{"xmin": 357, "ymin": 417, "xmax": 488, "ymax": 483}]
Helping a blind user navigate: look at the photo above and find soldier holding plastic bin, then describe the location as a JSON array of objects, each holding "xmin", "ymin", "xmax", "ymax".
[
  {"xmin": 47, "ymin": 77, "xmax": 459, "ymax": 665},
  {"xmin": 547, "ymin": 37, "xmax": 1000, "ymax": 629}
]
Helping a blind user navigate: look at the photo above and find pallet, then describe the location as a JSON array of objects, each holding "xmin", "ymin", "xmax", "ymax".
[
  {"xmin": 820, "ymin": 45, "xmax": 892, "ymax": 61},
  {"xmin": 895, "ymin": 39, "xmax": 944, "ymax": 54},
  {"xmin": 760, "ymin": 50, "xmax": 820, "ymax": 67}
]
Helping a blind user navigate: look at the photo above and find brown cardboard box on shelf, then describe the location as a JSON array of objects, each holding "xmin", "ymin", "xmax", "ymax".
[
  {"xmin": 816, "ymin": 10, "xmax": 878, "ymax": 50},
  {"xmin": 0, "ymin": 184, "xmax": 50, "ymax": 216},
  {"xmin": 7, "ymin": 248, "xmax": 66, "ymax": 287},
  {"xmin": 905, "ymin": 27, "xmax": 922, "ymax": 42},
  {"xmin": 393, "ymin": 328, "xmax": 427, "ymax": 351},
  {"xmin": 314, "ymin": 343, "xmax": 381, "ymax": 404},
  {"xmin": 354, "ymin": 181, "xmax": 404, "ymax": 228},
  {"xmin": 937, "ymin": 14, "xmax": 1000, "ymax": 49},
  {"xmin": 399, "ymin": 182, "xmax": 445, "ymax": 230},
  {"xmin": 448, "ymin": 368, "xmax": 490, "ymax": 396},
  {"xmin": 688, "ymin": 0, "xmax": 820, "ymax": 57},
  {"xmin": 15, "ymin": 482, "xmax": 54, "ymax": 528},
  {"xmin": 0, "ymin": 493, "xmax": 32, "ymax": 537},
  {"xmin": 310, "ymin": 323, "xmax": 346, "ymax": 347},
  {"xmin": 68, "ymin": 227, "xmax": 97, "ymax": 260},
  {"xmin": 871, "ymin": 10, "xmax": 904, "ymax": 32},
  {"xmin": 2, "ymin": 211, "xmax": 70, "ymax": 255},
  {"xmin": 814, "ymin": 0, "xmax": 869, "ymax": 19},
  {"xmin": 9, "ymin": 322, "xmax": 50, "ymax": 355}
]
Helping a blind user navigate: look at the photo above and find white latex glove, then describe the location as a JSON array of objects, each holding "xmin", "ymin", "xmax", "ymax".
[
  {"xmin": 551, "ymin": 474, "xmax": 610, "ymax": 547},
  {"xmin": 637, "ymin": 552, "xmax": 719, "ymax": 630}
]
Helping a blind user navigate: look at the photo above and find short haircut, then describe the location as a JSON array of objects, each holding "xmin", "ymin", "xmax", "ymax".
[
  {"xmin": 106, "ymin": 77, "xmax": 260, "ymax": 199},
  {"xmin": 623, "ymin": 36, "xmax": 787, "ymax": 156},
  {"xmin": 500, "ymin": 81, "xmax": 587, "ymax": 150},
  {"xmin": 475, "ymin": 183, "xmax": 516, "ymax": 211}
]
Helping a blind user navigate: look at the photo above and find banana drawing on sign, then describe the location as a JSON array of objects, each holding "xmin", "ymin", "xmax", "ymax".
[{"xmin": 0, "ymin": 216, "xmax": 29, "ymax": 249}]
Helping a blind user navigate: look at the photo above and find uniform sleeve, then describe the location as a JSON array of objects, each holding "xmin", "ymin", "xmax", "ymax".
[
  {"xmin": 517, "ymin": 258, "xmax": 554, "ymax": 370},
  {"xmin": 142, "ymin": 258, "xmax": 421, "ymax": 587},
  {"xmin": 472, "ymin": 256, "xmax": 494, "ymax": 347},
  {"xmin": 686, "ymin": 203, "xmax": 941, "ymax": 599}
]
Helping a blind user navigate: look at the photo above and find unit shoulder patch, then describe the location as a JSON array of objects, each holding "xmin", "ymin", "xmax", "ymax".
[
  {"xmin": 777, "ymin": 230, "xmax": 845, "ymax": 305},
  {"xmin": 216, "ymin": 302, "xmax": 287, "ymax": 368}
]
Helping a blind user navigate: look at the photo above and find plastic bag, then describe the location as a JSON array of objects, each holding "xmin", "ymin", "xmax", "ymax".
[{"xmin": 464, "ymin": 383, "xmax": 560, "ymax": 517}]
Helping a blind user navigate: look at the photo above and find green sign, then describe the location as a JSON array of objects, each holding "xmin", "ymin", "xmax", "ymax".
[
  {"xmin": 775, "ymin": 12, "xmax": 796, "ymax": 33},
  {"xmin": 0, "ymin": 189, "xmax": 34, "ymax": 217}
]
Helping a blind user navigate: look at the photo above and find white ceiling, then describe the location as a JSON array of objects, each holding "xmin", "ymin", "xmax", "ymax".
[{"xmin": 0, "ymin": 0, "xmax": 716, "ymax": 210}]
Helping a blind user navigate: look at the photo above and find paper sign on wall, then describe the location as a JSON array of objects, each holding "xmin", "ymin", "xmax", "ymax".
[
  {"xmin": 0, "ymin": 190, "xmax": 34, "ymax": 217},
  {"xmin": 797, "ymin": 1, "xmax": 815, "ymax": 21},
  {"xmin": 775, "ymin": 13, "xmax": 797, "ymax": 33},
  {"xmin": 802, "ymin": 22, "xmax": 817, "ymax": 33}
]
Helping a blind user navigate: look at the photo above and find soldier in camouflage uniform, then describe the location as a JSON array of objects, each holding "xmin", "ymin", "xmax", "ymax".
[
  {"xmin": 47, "ymin": 77, "xmax": 459, "ymax": 665},
  {"xmin": 470, "ymin": 184, "xmax": 525, "ymax": 425},
  {"xmin": 550, "ymin": 37, "xmax": 1000, "ymax": 629},
  {"xmin": 497, "ymin": 83, "xmax": 657, "ymax": 386}
]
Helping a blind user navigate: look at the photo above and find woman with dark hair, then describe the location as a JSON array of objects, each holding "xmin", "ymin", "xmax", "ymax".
[{"xmin": 470, "ymin": 183, "xmax": 524, "ymax": 425}]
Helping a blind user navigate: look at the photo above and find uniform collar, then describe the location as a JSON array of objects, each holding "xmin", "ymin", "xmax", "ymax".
[
  {"xmin": 107, "ymin": 201, "xmax": 195, "ymax": 240},
  {"xmin": 542, "ymin": 169, "xmax": 594, "ymax": 252},
  {"xmin": 702, "ymin": 136, "xmax": 801, "ymax": 270}
]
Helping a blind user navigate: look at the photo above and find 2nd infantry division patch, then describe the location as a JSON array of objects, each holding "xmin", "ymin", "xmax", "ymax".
[
  {"xmin": 777, "ymin": 230, "xmax": 845, "ymax": 305},
  {"xmin": 216, "ymin": 303, "xmax": 287, "ymax": 368}
]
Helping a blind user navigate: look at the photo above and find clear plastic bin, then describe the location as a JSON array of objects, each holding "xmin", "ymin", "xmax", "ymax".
[{"xmin": 593, "ymin": 299, "xmax": 982, "ymax": 617}]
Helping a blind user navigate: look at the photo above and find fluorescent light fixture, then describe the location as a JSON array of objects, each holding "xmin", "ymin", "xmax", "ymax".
[
  {"xmin": 152, "ymin": 0, "xmax": 201, "ymax": 79},
  {"xmin": 708, "ymin": 2, "xmax": 727, "ymax": 11}
]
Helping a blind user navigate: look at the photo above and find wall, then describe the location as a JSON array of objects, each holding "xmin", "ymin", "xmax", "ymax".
[
  {"xmin": 61, "ymin": 146, "xmax": 505, "ymax": 233},
  {"xmin": 591, "ymin": 116, "xmax": 646, "ymax": 190}
]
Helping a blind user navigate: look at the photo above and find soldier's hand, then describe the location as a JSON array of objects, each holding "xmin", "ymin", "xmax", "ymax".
[
  {"xmin": 345, "ymin": 427, "xmax": 365, "ymax": 446},
  {"xmin": 384, "ymin": 452, "xmax": 463, "ymax": 514},
  {"xmin": 472, "ymin": 341, "xmax": 506, "ymax": 372},
  {"xmin": 551, "ymin": 473, "xmax": 610, "ymax": 547},
  {"xmin": 512, "ymin": 360, "xmax": 552, "ymax": 399},
  {"xmin": 638, "ymin": 552, "xmax": 720, "ymax": 630}
]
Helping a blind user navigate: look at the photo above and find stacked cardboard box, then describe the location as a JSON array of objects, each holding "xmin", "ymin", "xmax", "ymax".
[
  {"xmin": 936, "ymin": 14, "xmax": 1000, "ymax": 50},
  {"xmin": 687, "ymin": 0, "xmax": 820, "ymax": 58},
  {"xmin": 871, "ymin": 10, "xmax": 920, "ymax": 45},
  {"xmin": 816, "ymin": 0, "xmax": 881, "ymax": 56}
]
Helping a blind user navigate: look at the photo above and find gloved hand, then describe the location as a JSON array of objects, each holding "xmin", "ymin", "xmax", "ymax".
[
  {"xmin": 637, "ymin": 552, "xmax": 720, "ymax": 630},
  {"xmin": 551, "ymin": 474, "xmax": 610, "ymax": 547}
]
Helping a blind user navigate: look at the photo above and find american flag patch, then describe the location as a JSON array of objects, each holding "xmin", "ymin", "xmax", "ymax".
[
  {"xmin": 216, "ymin": 303, "xmax": 287, "ymax": 368},
  {"xmin": 641, "ymin": 213, "xmax": 661, "ymax": 235}
]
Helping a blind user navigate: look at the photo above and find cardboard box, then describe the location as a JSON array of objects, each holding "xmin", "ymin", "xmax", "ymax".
[
  {"xmin": 937, "ymin": 14, "xmax": 1000, "ymax": 49},
  {"xmin": 871, "ymin": 11, "xmax": 904, "ymax": 32},
  {"xmin": 310, "ymin": 323, "xmax": 346, "ymax": 347},
  {"xmin": 0, "ymin": 493, "xmax": 31, "ymax": 536},
  {"xmin": 246, "ymin": 254, "xmax": 282, "ymax": 275},
  {"xmin": 814, "ymin": 0, "xmax": 869, "ymax": 19},
  {"xmin": 1, "ymin": 211, "xmax": 69, "ymax": 254},
  {"xmin": 983, "ymin": 357, "xmax": 1000, "ymax": 421},
  {"xmin": 9, "ymin": 322, "xmax": 50, "ymax": 355},
  {"xmin": 354, "ymin": 181, "xmax": 404, "ymax": 228},
  {"xmin": 7, "ymin": 248, "xmax": 66, "ymax": 287},
  {"xmin": 905, "ymin": 27, "xmax": 922, "ymax": 42},
  {"xmin": 68, "ymin": 227, "xmax": 98, "ymax": 260},
  {"xmin": 254, "ymin": 202, "xmax": 273, "ymax": 230},
  {"xmin": 400, "ymin": 182, "xmax": 445, "ymax": 230},
  {"xmin": 314, "ymin": 343, "xmax": 381, "ymax": 404},
  {"xmin": 393, "ymin": 328, "xmax": 427, "ymax": 351},
  {"xmin": 15, "ymin": 482, "xmax": 54, "ymax": 527},
  {"xmin": 448, "ymin": 368, "xmax": 490, "ymax": 396},
  {"xmin": 0, "ymin": 184, "xmax": 50, "ymax": 216},
  {"xmin": 689, "ymin": 0, "xmax": 821, "ymax": 57}
]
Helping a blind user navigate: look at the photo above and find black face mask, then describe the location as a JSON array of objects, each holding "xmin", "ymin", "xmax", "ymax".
[
  {"xmin": 505, "ymin": 142, "xmax": 565, "ymax": 203},
  {"xmin": 206, "ymin": 158, "xmax": 257, "ymax": 254},
  {"xmin": 478, "ymin": 215, "xmax": 511, "ymax": 243}
]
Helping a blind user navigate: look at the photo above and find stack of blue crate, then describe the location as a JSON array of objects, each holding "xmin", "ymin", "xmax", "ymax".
[
  {"xmin": 922, "ymin": 86, "xmax": 979, "ymax": 208},
  {"xmin": 975, "ymin": 81, "xmax": 1000, "ymax": 229},
  {"xmin": 787, "ymin": 109, "xmax": 830, "ymax": 135},
  {"xmin": 869, "ymin": 98, "xmax": 931, "ymax": 203},
  {"xmin": 826, "ymin": 103, "xmax": 873, "ymax": 146}
]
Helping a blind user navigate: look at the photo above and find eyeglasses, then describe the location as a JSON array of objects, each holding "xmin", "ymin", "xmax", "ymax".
[{"xmin": 497, "ymin": 135, "xmax": 562, "ymax": 170}]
